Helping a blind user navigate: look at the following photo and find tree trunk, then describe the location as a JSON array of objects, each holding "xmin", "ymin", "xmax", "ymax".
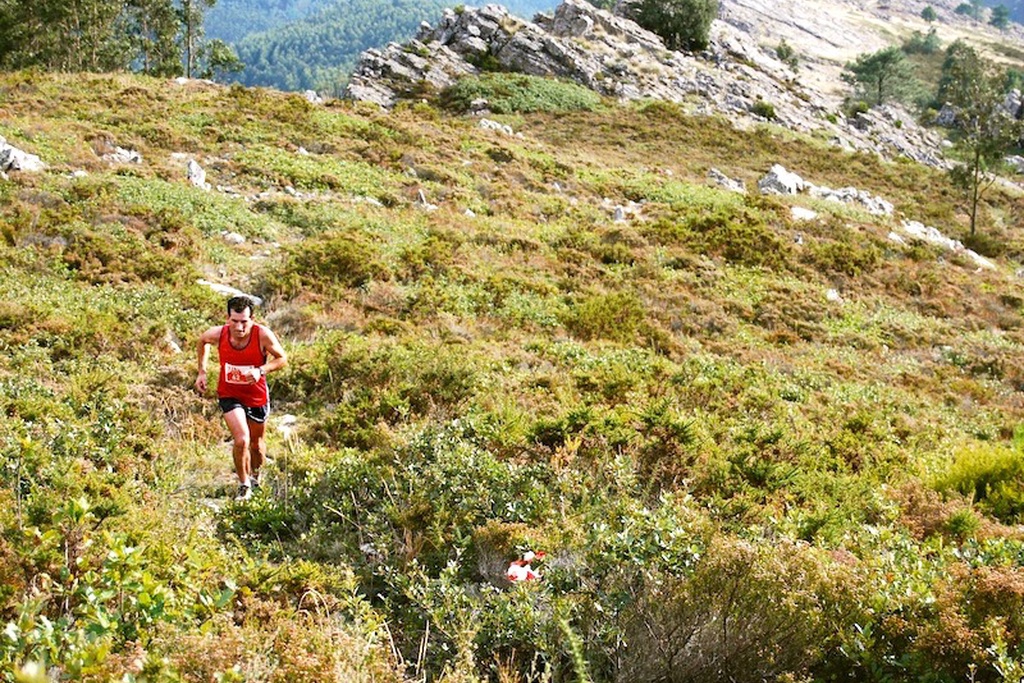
[{"xmin": 970, "ymin": 146, "xmax": 981, "ymax": 236}]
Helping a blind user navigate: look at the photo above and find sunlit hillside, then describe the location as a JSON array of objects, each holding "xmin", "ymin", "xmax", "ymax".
[{"xmin": 3, "ymin": 69, "xmax": 1024, "ymax": 681}]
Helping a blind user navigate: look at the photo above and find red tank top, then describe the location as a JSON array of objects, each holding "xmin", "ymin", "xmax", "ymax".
[{"xmin": 217, "ymin": 324, "xmax": 269, "ymax": 406}]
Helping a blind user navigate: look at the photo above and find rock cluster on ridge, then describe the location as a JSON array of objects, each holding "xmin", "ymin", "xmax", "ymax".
[{"xmin": 344, "ymin": 0, "xmax": 952, "ymax": 167}]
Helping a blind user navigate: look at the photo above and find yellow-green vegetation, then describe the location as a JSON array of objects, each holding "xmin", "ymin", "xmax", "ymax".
[{"xmin": 4, "ymin": 69, "xmax": 1024, "ymax": 682}]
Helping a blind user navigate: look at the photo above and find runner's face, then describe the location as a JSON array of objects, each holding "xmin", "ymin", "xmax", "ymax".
[{"xmin": 227, "ymin": 309, "xmax": 254, "ymax": 340}]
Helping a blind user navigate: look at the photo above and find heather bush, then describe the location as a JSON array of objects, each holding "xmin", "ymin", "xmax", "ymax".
[
  {"xmin": 617, "ymin": 537, "xmax": 858, "ymax": 682},
  {"xmin": 933, "ymin": 443, "xmax": 1024, "ymax": 523},
  {"xmin": 801, "ymin": 234, "xmax": 882, "ymax": 277},
  {"xmin": 644, "ymin": 204, "xmax": 793, "ymax": 270},
  {"xmin": 277, "ymin": 336, "xmax": 479, "ymax": 447},
  {"xmin": 259, "ymin": 230, "xmax": 386, "ymax": 299},
  {"xmin": 440, "ymin": 73, "xmax": 603, "ymax": 114},
  {"xmin": 561, "ymin": 291, "xmax": 646, "ymax": 344}
]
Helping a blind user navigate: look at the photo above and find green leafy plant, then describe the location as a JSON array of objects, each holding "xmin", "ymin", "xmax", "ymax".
[
  {"xmin": 441, "ymin": 73, "xmax": 603, "ymax": 114},
  {"xmin": 933, "ymin": 444, "xmax": 1024, "ymax": 523}
]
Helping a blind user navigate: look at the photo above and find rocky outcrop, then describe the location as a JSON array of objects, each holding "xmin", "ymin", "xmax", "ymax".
[
  {"xmin": 0, "ymin": 135, "xmax": 46, "ymax": 173},
  {"xmin": 758, "ymin": 164, "xmax": 895, "ymax": 215},
  {"xmin": 344, "ymin": 0, "xmax": 950, "ymax": 168},
  {"xmin": 891, "ymin": 220, "xmax": 996, "ymax": 270}
]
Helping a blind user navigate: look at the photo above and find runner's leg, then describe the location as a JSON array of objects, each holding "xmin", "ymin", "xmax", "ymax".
[
  {"xmin": 223, "ymin": 408, "xmax": 251, "ymax": 484},
  {"xmin": 249, "ymin": 417, "xmax": 266, "ymax": 478}
]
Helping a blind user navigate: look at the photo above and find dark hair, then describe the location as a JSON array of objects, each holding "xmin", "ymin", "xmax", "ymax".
[{"xmin": 226, "ymin": 295, "xmax": 255, "ymax": 316}]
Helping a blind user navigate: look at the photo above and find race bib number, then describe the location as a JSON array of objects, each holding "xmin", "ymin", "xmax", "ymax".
[{"xmin": 225, "ymin": 363, "xmax": 253, "ymax": 384}]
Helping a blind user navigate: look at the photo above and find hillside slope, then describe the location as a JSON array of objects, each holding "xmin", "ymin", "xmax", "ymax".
[
  {"xmin": 2, "ymin": 50, "xmax": 1024, "ymax": 683},
  {"xmin": 720, "ymin": 0, "xmax": 1024, "ymax": 105}
]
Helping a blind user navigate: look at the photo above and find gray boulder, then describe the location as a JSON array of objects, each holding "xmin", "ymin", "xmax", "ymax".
[
  {"xmin": 758, "ymin": 164, "xmax": 805, "ymax": 194},
  {"xmin": 0, "ymin": 136, "xmax": 45, "ymax": 172}
]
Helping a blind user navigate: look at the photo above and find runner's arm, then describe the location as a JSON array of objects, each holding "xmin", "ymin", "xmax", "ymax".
[
  {"xmin": 257, "ymin": 327, "xmax": 288, "ymax": 378},
  {"xmin": 195, "ymin": 326, "xmax": 220, "ymax": 393}
]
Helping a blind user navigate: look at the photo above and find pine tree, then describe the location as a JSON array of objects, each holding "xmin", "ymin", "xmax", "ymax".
[
  {"xmin": 627, "ymin": 0, "xmax": 719, "ymax": 52},
  {"xmin": 990, "ymin": 4, "xmax": 1011, "ymax": 30},
  {"xmin": 842, "ymin": 46, "xmax": 920, "ymax": 107},
  {"xmin": 939, "ymin": 40, "xmax": 1024, "ymax": 236}
]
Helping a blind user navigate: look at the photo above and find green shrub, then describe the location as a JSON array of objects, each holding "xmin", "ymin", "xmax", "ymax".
[
  {"xmin": 751, "ymin": 100, "xmax": 777, "ymax": 120},
  {"xmin": 627, "ymin": 0, "xmax": 718, "ymax": 52},
  {"xmin": 646, "ymin": 203, "xmax": 792, "ymax": 270},
  {"xmin": 440, "ymin": 73, "xmax": 602, "ymax": 114},
  {"xmin": 562, "ymin": 291, "xmax": 646, "ymax": 343},
  {"xmin": 849, "ymin": 100, "xmax": 870, "ymax": 116},
  {"xmin": 802, "ymin": 237, "xmax": 881, "ymax": 276},
  {"xmin": 259, "ymin": 230, "xmax": 385, "ymax": 299},
  {"xmin": 954, "ymin": 2, "xmax": 977, "ymax": 17},
  {"xmin": 902, "ymin": 28, "xmax": 941, "ymax": 55},
  {"xmin": 617, "ymin": 537, "xmax": 858, "ymax": 682},
  {"xmin": 776, "ymin": 39, "xmax": 799, "ymax": 69},
  {"xmin": 278, "ymin": 338, "xmax": 479, "ymax": 448},
  {"xmin": 220, "ymin": 423, "xmax": 552, "ymax": 572},
  {"xmin": 933, "ymin": 443, "xmax": 1024, "ymax": 523}
]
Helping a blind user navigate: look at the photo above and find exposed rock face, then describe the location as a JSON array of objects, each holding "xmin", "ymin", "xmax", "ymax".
[
  {"xmin": 758, "ymin": 164, "xmax": 895, "ymax": 216},
  {"xmin": 759, "ymin": 164, "xmax": 806, "ymax": 195},
  {"xmin": 718, "ymin": 0, "xmax": 1024, "ymax": 106},
  {"xmin": 344, "ymin": 0, "xmax": 951, "ymax": 168},
  {"xmin": 0, "ymin": 135, "xmax": 46, "ymax": 173}
]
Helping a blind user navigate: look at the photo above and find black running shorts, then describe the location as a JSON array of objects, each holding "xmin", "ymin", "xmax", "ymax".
[{"xmin": 218, "ymin": 397, "xmax": 270, "ymax": 423}]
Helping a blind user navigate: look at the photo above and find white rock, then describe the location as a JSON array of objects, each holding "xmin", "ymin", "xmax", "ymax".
[
  {"xmin": 479, "ymin": 118, "xmax": 515, "ymax": 136},
  {"xmin": 187, "ymin": 159, "xmax": 209, "ymax": 190},
  {"xmin": 790, "ymin": 206, "xmax": 818, "ymax": 221},
  {"xmin": 196, "ymin": 279, "xmax": 263, "ymax": 305},
  {"xmin": 0, "ymin": 144, "xmax": 45, "ymax": 172},
  {"xmin": 758, "ymin": 164, "xmax": 805, "ymax": 195},
  {"xmin": 103, "ymin": 146, "xmax": 142, "ymax": 164},
  {"xmin": 708, "ymin": 167, "xmax": 745, "ymax": 194}
]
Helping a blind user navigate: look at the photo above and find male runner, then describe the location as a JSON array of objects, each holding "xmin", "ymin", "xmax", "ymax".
[{"xmin": 195, "ymin": 295, "xmax": 287, "ymax": 501}]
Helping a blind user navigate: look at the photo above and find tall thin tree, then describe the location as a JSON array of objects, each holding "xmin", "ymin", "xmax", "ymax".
[
  {"xmin": 939, "ymin": 41, "xmax": 1024, "ymax": 236},
  {"xmin": 179, "ymin": 0, "xmax": 215, "ymax": 78}
]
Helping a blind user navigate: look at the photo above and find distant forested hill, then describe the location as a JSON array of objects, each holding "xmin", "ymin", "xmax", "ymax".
[
  {"xmin": 207, "ymin": 0, "xmax": 559, "ymax": 93},
  {"xmin": 205, "ymin": 0, "xmax": 325, "ymax": 44}
]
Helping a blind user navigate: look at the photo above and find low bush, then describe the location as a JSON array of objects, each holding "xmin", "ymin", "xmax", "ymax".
[
  {"xmin": 933, "ymin": 443, "xmax": 1024, "ymax": 523},
  {"xmin": 777, "ymin": 39, "xmax": 799, "ymax": 69},
  {"xmin": 561, "ymin": 290, "xmax": 646, "ymax": 343},
  {"xmin": 617, "ymin": 537, "xmax": 859, "ymax": 683},
  {"xmin": 751, "ymin": 99, "xmax": 777, "ymax": 120},
  {"xmin": 646, "ymin": 206, "xmax": 793, "ymax": 270},
  {"xmin": 277, "ymin": 337, "xmax": 479, "ymax": 448},
  {"xmin": 802, "ymin": 235, "xmax": 882, "ymax": 277},
  {"xmin": 440, "ymin": 73, "xmax": 603, "ymax": 114},
  {"xmin": 259, "ymin": 230, "xmax": 386, "ymax": 299}
]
